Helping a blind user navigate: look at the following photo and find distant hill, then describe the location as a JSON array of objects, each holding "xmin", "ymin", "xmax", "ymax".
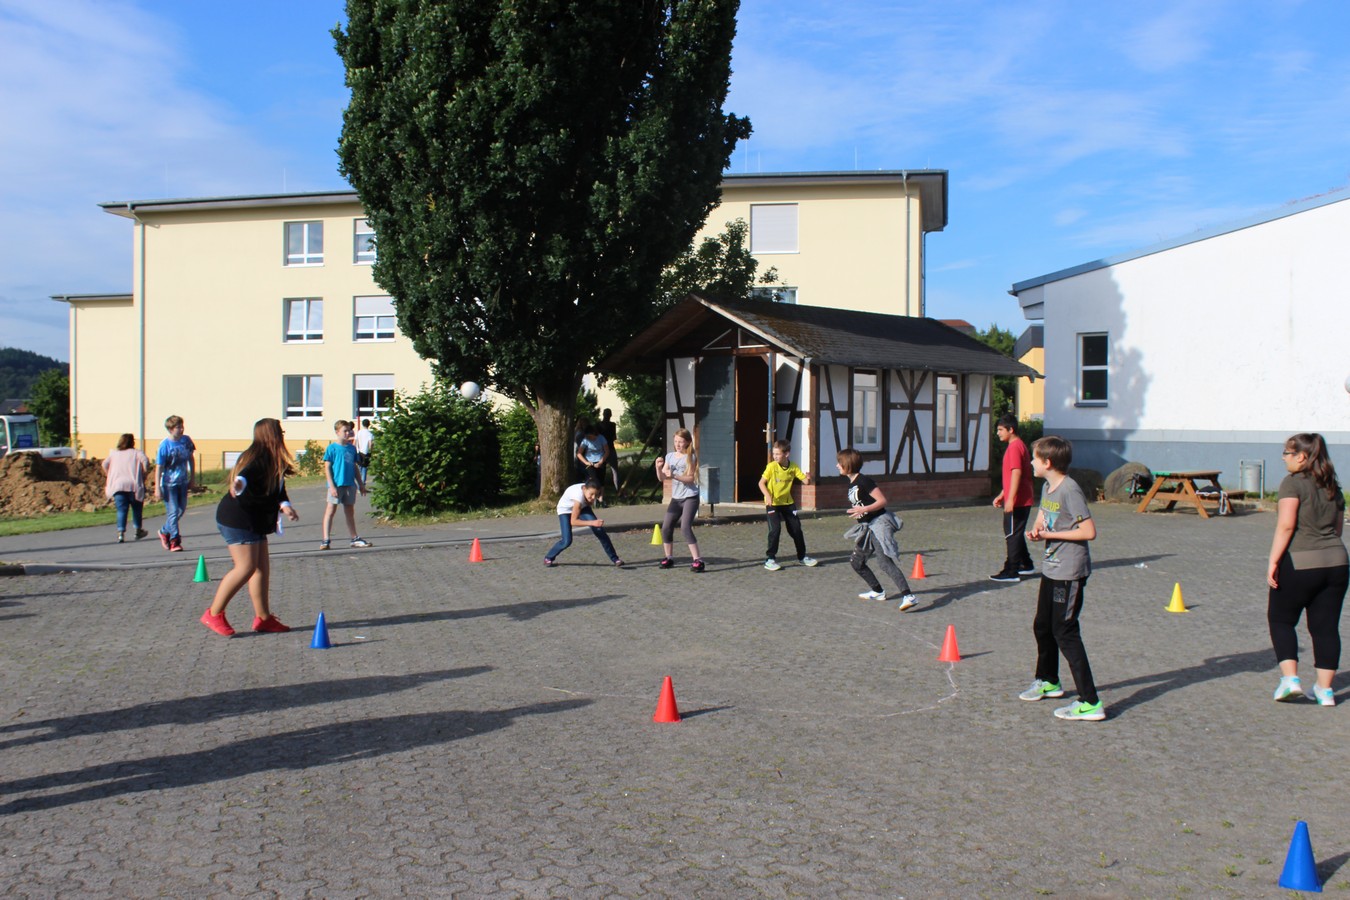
[{"xmin": 0, "ymin": 348, "xmax": 67, "ymax": 403}]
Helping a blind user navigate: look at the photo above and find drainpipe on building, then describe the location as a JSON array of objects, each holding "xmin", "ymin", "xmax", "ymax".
[
  {"xmin": 901, "ymin": 171, "xmax": 911, "ymax": 316},
  {"xmin": 129, "ymin": 203, "xmax": 146, "ymax": 449}
]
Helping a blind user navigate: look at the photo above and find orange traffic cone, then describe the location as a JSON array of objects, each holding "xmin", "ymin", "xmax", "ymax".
[
  {"xmin": 652, "ymin": 676, "xmax": 681, "ymax": 723},
  {"xmin": 468, "ymin": 538, "xmax": 483, "ymax": 562},
  {"xmin": 911, "ymin": 553, "xmax": 927, "ymax": 579},
  {"xmin": 937, "ymin": 625, "xmax": 961, "ymax": 662}
]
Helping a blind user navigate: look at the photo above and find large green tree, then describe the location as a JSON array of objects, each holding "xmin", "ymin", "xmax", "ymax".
[{"xmin": 334, "ymin": 0, "xmax": 750, "ymax": 497}]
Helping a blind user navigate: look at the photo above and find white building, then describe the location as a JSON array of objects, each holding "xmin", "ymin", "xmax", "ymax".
[{"xmin": 1011, "ymin": 189, "xmax": 1350, "ymax": 488}]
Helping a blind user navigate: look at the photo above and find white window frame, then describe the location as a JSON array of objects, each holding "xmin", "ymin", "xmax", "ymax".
[
  {"xmin": 750, "ymin": 203, "xmax": 799, "ymax": 254},
  {"xmin": 283, "ymin": 297, "xmax": 323, "ymax": 343},
  {"xmin": 284, "ymin": 375, "xmax": 324, "ymax": 419},
  {"xmin": 750, "ymin": 285, "xmax": 797, "ymax": 304},
  {"xmin": 354, "ymin": 295, "xmax": 397, "ymax": 342},
  {"xmin": 354, "ymin": 374, "xmax": 395, "ymax": 420},
  {"xmin": 354, "ymin": 218, "xmax": 376, "ymax": 265},
  {"xmin": 935, "ymin": 375, "xmax": 961, "ymax": 449},
  {"xmin": 1077, "ymin": 332, "xmax": 1109, "ymax": 406},
  {"xmin": 285, "ymin": 221, "xmax": 324, "ymax": 266},
  {"xmin": 851, "ymin": 370, "xmax": 881, "ymax": 451}
]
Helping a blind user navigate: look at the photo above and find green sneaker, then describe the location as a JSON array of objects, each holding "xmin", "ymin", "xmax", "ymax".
[
  {"xmin": 1054, "ymin": 700, "xmax": 1106, "ymax": 721},
  {"xmin": 1018, "ymin": 679, "xmax": 1064, "ymax": 701}
]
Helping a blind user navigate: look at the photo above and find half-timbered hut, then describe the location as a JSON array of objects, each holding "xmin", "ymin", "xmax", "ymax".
[{"xmin": 601, "ymin": 295, "xmax": 1040, "ymax": 509}]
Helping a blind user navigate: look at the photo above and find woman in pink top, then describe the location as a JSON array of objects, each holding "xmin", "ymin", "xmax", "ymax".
[{"xmin": 103, "ymin": 433, "xmax": 150, "ymax": 543}]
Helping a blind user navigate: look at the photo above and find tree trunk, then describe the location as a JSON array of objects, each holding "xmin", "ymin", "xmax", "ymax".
[{"xmin": 531, "ymin": 385, "xmax": 578, "ymax": 501}]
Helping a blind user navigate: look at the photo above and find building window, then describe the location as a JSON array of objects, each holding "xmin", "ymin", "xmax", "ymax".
[
  {"xmin": 750, "ymin": 285, "xmax": 798, "ymax": 304},
  {"xmin": 1078, "ymin": 333, "xmax": 1108, "ymax": 405},
  {"xmin": 750, "ymin": 203, "xmax": 798, "ymax": 254},
  {"xmin": 354, "ymin": 295, "xmax": 397, "ymax": 341},
  {"xmin": 935, "ymin": 375, "xmax": 960, "ymax": 448},
  {"xmin": 851, "ymin": 370, "xmax": 881, "ymax": 450},
  {"xmin": 354, "ymin": 218, "xmax": 376, "ymax": 264},
  {"xmin": 285, "ymin": 221, "xmax": 323, "ymax": 266},
  {"xmin": 284, "ymin": 375, "xmax": 323, "ymax": 419},
  {"xmin": 354, "ymin": 374, "xmax": 395, "ymax": 420},
  {"xmin": 283, "ymin": 298, "xmax": 323, "ymax": 342}
]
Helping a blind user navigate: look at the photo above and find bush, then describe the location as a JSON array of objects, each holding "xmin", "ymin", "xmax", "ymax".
[
  {"xmin": 294, "ymin": 440, "xmax": 326, "ymax": 477},
  {"xmin": 368, "ymin": 382, "xmax": 500, "ymax": 515},
  {"xmin": 498, "ymin": 402, "xmax": 539, "ymax": 499}
]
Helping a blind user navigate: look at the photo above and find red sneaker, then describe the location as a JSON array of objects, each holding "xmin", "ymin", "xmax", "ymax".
[
  {"xmin": 252, "ymin": 615, "xmax": 291, "ymax": 633},
  {"xmin": 200, "ymin": 608, "xmax": 235, "ymax": 636},
  {"xmin": 159, "ymin": 531, "xmax": 171, "ymax": 550},
  {"xmin": 170, "ymin": 537, "xmax": 184, "ymax": 552}
]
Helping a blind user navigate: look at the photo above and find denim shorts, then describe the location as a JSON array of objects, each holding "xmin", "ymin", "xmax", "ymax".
[{"xmin": 217, "ymin": 523, "xmax": 266, "ymax": 545}]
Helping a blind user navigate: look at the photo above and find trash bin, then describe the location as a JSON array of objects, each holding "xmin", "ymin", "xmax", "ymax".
[
  {"xmin": 699, "ymin": 465, "xmax": 719, "ymax": 514},
  {"xmin": 1239, "ymin": 459, "xmax": 1264, "ymax": 496}
]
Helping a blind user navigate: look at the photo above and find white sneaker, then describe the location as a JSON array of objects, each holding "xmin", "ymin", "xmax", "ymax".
[
  {"xmin": 1273, "ymin": 676, "xmax": 1303, "ymax": 702},
  {"xmin": 800, "ymin": 556, "xmax": 819, "ymax": 567},
  {"xmin": 858, "ymin": 590, "xmax": 886, "ymax": 601},
  {"xmin": 764, "ymin": 558, "xmax": 782, "ymax": 571},
  {"xmin": 1312, "ymin": 686, "xmax": 1335, "ymax": 707},
  {"xmin": 897, "ymin": 593, "xmax": 918, "ymax": 612}
]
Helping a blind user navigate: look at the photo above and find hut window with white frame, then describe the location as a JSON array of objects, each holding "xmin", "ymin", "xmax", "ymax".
[
  {"xmin": 283, "ymin": 298, "xmax": 323, "ymax": 342},
  {"xmin": 749, "ymin": 204, "xmax": 798, "ymax": 254},
  {"xmin": 1078, "ymin": 333, "xmax": 1108, "ymax": 405},
  {"xmin": 851, "ymin": 370, "xmax": 881, "ymax": 450},
  {"xmin": 284, "ymin": 221, "xmax": 323, "ymax": 266},
  {"xmin": 354, "ymin": 295, "xmax": 397, "ymax": 341},
  {"xmin": 354, "ymin": 218, "xmax": 376, "ymax": 264},
  {"xmin": 284, "ymin": 375, "xmax": 323, "ymax": 419},
  {"xmin": 354, "ymin": 374, "xmax": 395, "ymax": 420},
  {"xmin": 935, "ymin": 375, "xmax": 960, "ymax": 448}
]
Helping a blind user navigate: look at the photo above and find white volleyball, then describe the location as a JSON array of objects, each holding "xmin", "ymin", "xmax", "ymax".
[{"xmin": 460, "ymin": 381, "xmax": 482, "ymax": 400}]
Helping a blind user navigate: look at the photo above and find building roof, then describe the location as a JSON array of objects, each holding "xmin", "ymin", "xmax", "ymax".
[
  {"xmin": 1013, "ymin": 324, "xmax": 1043, "ymax": 360},
  {"xmin": 600, "ymin": 295, "xmax": 1038, "ymax": 379},
  {"xmin": 49, "ymin": 293, "xmax": 133, "ymax": 304},
  {"xmin": 100, "ymin": 170, "xmax": 949, "ymax": 232},
  {"xmin": 1010, "ymin": 187, "xmax": 1350, "ymax": 295}
]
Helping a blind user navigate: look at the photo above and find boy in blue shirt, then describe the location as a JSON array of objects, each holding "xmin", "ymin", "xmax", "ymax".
[
  {"xmin": 321, "ymin": 419, "xmax": 371, "ymax": 550},
  {"xmin": 154, "ymin": 414, "xmax": 195, "ymax": 552}
]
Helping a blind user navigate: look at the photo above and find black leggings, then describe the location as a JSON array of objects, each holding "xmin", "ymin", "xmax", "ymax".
[{"xmin": 1268, "ymin": 557, "xmax": 1348, "ymax": 670}]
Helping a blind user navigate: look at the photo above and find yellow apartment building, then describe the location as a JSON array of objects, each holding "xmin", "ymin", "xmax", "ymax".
[{"xmin": 55, "ymin": 171, "xmax": 947, "ymax": 468}]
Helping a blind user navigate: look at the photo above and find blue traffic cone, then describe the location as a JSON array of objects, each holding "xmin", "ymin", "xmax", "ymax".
[
  {"xmin": 1278, "ymin": 820, "xmax": 1321, "ymax": 892},
  {"xmin": 310, "ymin": 611, "xmax": 332, "ymax": 649}
]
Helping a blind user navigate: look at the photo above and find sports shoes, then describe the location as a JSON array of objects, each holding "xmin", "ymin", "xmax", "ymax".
[
  {"xmin": 1017, "ymin": 566, "xmax": 1037, "ymax": 576},
  {"xmin": 543, "ymin": 557, "xmax": 557, "ymax": 567},
  {"xmin": 159, "ymin": 531, "xmax": 171, "ymax": 550},
  {"xmin": 613, "ymin": 559, "xmax": 625, "ymax": 568},
  {"xmin": 117, "ymin": 531, "xmax": 125, "ymax": 544},
  {"xmin": 897, "ymin": 593, "xmax": 918, "ymax": 612},
  {"xmin": 169, "ymin": 537, "xmax": 184, "ymax": 552},
  {"xmin": 764, "ymin": 558, "xmax": 782, "ymax": 571},
  {"xmin": 1054, "ymin": 700, "xmax": 1106, "ymax": 721},
  {"xmin": 989, "ymin": 572, "xmax": 1020, "ymax": 583},
  {"xmin": 658, "ymin": 557, "xmax": 674, "ymax": 569},
  {"xmin": 200, "ymin": 608, "xmax": 235, "ymax": 637},
  {"xmin": 858, "ymin": 590, "xmax": 886, "ymax": 601},
  {"xmin": 1019, "ymin": 679, "xmax": 1065, "ymax": 701},
  {"xmin": 350, "ymin": 538, "xmax": 372, "ymax": 548},
  {"xmin": 800, "ymin": 556, "xmax": 819, "ymax": 567},
  {"xmin": 135, "ymin": 528, "xmax": 148, "ymax": 540},
  {"xmin": 319, "ymin": 540, "xmax": 331, "ymax": 551},
  {"xmin": 1274, "ymin": 676, "xmax": 1304, "ymax": 702},
  {"xmin": 690, "ymin": 559, "xmax": 706, "ymax": 573},
  {"xmin": 252, "ymin": 615, "xmax": 291, "ymax": 633},
  {"xmin": 1312, "ymin": 686, "xmax": 1336, "ymax": 707}
]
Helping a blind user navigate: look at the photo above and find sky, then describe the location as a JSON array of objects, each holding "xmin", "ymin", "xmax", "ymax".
[{"xmin": 4, "ymin": 0, "xmax": 1350, "ymax": 362}]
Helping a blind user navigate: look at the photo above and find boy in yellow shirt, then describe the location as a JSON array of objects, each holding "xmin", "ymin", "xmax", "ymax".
[{"xmin": 758, "ymin": 440, "xmax": 817, "ymax": 571}]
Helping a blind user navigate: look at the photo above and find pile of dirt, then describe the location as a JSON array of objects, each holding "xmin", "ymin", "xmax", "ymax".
[{"xmin": 0, "ymin": 454, "xmax": 153, "ymax": 518}]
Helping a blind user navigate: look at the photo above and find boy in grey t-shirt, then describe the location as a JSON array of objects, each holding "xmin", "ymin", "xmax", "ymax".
[{"xmin": 1018, "ymin": 435, "xmax": 1106, "ymax": 721}]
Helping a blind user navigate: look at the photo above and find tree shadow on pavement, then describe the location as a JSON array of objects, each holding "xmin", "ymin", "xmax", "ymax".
[
  {"xmin": 332, "ymin": 593, "xmax": 624, "ymax": 628},
  {"xmin": 1096, "ymin": 648, "xmax": 1271, "ymax": 716},
  {"xmin": 0, "ymin": 667, "xmax": 491, "ymax": 751},
  {"xmin": 0, "ymin": 698, "xmax": 591, "ymax": 814}
]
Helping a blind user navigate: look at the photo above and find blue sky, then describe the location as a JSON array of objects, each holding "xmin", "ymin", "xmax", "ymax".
[{"xmin": 4, "ymin": 0, "xmax": 1350, "ymax": 362}]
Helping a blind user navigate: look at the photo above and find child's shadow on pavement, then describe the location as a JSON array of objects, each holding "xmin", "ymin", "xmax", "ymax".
[{"xmin": 1096, "ymin": 648, "xmax": 1271, "ymax": 716}]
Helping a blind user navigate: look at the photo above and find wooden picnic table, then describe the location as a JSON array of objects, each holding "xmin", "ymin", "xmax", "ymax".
[{"xmin": 1135, "ymin": 470, "xmax": 1230, "ymax": 519}]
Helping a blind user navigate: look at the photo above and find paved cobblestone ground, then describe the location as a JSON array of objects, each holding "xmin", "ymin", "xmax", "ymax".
[{"xmin": 1, "ymin": 503, "xmax": 1346, "ymax": 898}]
